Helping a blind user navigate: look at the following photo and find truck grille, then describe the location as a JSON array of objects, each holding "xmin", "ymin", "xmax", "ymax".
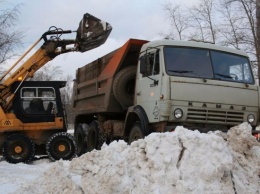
[{"xmin": 187, "ymin": 108, "xmax": 244, "ymax": 124}]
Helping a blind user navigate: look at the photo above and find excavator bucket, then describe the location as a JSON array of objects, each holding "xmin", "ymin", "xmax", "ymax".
[{"xmin": 76, "ymin": 13, "xmax": 112, "ymax": 52}]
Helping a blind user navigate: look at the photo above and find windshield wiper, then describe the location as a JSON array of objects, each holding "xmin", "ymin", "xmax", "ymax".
[
  {"xmin": 169, "ymin": 70, "xmax": 208, "ymax": 82},
  {"xmin": 169, "ymin": 70, "xmax": 193, "ymax": 74},
  {"xmin": 214, "ymin": 73, "xmax": 232, "ymax": 79}
]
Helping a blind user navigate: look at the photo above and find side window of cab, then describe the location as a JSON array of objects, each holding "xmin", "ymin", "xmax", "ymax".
[{"xmin": 140, "ymin": 50, "xmax": 160, "ymax": 77}]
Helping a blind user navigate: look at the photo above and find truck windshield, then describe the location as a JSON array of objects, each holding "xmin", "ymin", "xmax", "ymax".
[{"xmin": 164, "ymin": 46, "xmax": 254, "ymax": 84}]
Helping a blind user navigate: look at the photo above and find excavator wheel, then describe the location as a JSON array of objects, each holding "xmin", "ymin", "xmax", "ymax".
[
  {"xmin": 2, "ymin": 134, "xmax": 35, "ymax": 164},
  {"xmin": 74, "ymin": 124, "xmax": 88, "ymax": 156},
  {"xmin": 46, "ymin": 132, "xmax": 77, "ymax": 161},
  {"xmin": 128, "ymin": 122, "xmax": 144, "ymax": 145},
  {"xmin": 113, "ymin": 65, "xmax": 136, "ymax": 108}
]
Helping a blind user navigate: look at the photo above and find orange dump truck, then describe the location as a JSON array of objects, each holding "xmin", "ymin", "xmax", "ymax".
[{"xmin": 72, "ymin": 38, "xmax": 260, "ymax": 155}]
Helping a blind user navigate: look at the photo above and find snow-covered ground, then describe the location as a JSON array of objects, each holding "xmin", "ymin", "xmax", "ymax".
[{"xmin": 0, "ymin": 123, "xmax": 259, "ymax": 194}]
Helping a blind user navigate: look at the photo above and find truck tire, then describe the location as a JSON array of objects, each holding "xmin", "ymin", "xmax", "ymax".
[
  {"xmin": 2, "ymin": 134, "xmax": 35, "ymax": 164},
  {"xmin": 97, "ymin": 133, "xmax": 107, "ymax": 150},
  {"xmin": 86, "ymin": 121, "xmax": 99, "ymax": 152},
  {"xmin": 128, "ymin": 122, "xmax": 144, "ymax": 144},
  {"xmin": 113, "ymin": 65, "xmax": 136, "ymax": 108},
  {"xmin": 74, "ymin": 124, "xmax": 88, "ymax": 156},
  {"xmin": 46, "ymin": 132, "xmax": 77, "ymax": 161}
]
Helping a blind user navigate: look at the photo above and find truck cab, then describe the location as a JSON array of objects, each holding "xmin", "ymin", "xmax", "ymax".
[{"xmin": 136, "ymin": 40, "xmax": 257, "ymax": 132}]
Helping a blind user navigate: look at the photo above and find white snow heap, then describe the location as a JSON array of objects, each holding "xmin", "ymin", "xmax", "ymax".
[
  {"xmin": 14, "ymin": 161, "xmax": 83, "ymax": 194},
  {"xmin": 226, "ymin": 122, "xmax": 260, "ymax": 193},
  {"xmin": 11, "ymin": 123, "xmax": 259, "ymax": 194},
  {"xmin": 70, "ymin": 122, "xmax": 260, "ymax": 194}
]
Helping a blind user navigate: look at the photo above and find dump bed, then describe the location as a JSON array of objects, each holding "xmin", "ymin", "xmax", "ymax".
[{"xmin": 72, "ymin": 39, "xmax": 148, "ymax": 115}]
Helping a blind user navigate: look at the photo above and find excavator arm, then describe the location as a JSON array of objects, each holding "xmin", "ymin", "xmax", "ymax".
[{"xmin": 0, "ymin": 13, "xmax": 112, "ymax": 112}]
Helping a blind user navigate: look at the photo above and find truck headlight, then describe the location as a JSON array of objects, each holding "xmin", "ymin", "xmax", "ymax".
[
  {"xmin": 247, "ymin": 114, "xmax": 255, "ymax": 123},
  {"xmin": 174, "ymin": 108, "xmax": 183, "ymax": 119}
]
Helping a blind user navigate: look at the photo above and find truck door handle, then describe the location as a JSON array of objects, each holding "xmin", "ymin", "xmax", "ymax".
[{"xmin": 137, "ymin": 91, "xmax": 141, "ymax": 96}]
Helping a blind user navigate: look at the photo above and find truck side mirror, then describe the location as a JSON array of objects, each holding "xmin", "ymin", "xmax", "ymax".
[{"xmin": 139, "ymin": 55, "xmax": 147, "ymax": 75}]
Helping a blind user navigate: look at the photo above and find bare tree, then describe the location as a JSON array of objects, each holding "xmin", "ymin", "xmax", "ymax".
[
  {"xmin": 60, "ymin": 74, "xmax": 73, "ymax": 104},
  {"xmin": 0, "ymin": 2, "xmax": 23, "ymax": 64},
  {"xmin": 162, "ymin": 2, "xmax": 189, "ymax": 40},
  {"xmin": 30, "ymin": 63, "xmax": 63, "ymax": 81},
  {"xmin": 60, "ymin": 74, "xmax": 75, "ymax": 124},
  {"xmin": 189, "ymin": 0, "xmax": 217, "ymax": 43},
  {"xmin": 257, "ymin": 0, "xmax": 260, "ymax": 81},
  {"xmin": 162, "ymin": 0, "xmax": 218, "ymax": 43},
  {"xmin": 217, "ymin": 0, "xmax": 245, "ymax": 49}
]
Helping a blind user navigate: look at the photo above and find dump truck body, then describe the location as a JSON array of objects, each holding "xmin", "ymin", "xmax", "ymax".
[
  {"xmin": 72, "ymin": 39, "xmax": 148, "ymax": 115},
  {"xmin": 73, "ymin": 39, "xmax": 260, "ymax": 155}
]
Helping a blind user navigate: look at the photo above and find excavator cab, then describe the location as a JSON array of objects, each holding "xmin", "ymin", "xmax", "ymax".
[{"xmin": 11, "ymin": 81, "xmax": 66, "ymax": 124}]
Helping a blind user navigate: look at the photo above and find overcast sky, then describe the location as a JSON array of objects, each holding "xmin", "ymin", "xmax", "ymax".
[{"xmin": 3, "ymin": 0, "xmax": 198, "ymax": 78}]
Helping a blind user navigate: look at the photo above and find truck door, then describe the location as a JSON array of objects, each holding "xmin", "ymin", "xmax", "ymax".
[{"xmin": 135, "ymin": 50, "xmax": 162, "ymax": 122}]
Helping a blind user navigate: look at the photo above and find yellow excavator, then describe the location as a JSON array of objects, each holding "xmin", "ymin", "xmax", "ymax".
[{"xmin": 0, "ymin": 13, "xmax": 112, "ymax": 163}]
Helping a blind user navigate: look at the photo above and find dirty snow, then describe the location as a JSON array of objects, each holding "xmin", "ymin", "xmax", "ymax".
[{"xmin": 0, "ymin": 122, "xmax": 259, "ymax": 194}]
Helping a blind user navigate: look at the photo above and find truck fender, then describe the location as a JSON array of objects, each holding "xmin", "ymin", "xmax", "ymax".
[{"xmin": 124, "ymin": 105, "xmax": 150, "ymax": 140}]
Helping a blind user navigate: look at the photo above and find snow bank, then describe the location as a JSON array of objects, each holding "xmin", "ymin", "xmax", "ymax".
[
  {"xmin": 14, "ymin": 161, "xmax": 83, "ymax": 194},
  {"xmin": 70, "ymin": 123, "xmax": 260, "ymax": 194},
  {"xmin": 0, "ymin": 159, "xmax": 51, "ymax": 193},
  {"xmin": 12, "ymin": 123, "xmax": 260, "ymax": 194},
  {"xmin": 226, "ymin": 123, "xmax": 260, "ymax": 193}
]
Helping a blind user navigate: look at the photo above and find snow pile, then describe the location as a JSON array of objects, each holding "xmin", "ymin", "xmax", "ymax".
[
  {"xmin": 14, "ymin": 161, "xmax": 83, "ymax": 194},
  {"xmin": 70, "ymin": 122, "xmax": 260, "ymax": 194},
  {"xmin": 11, "ymin": 122, "xmax": 260, "ymax": 194},
  {"xmin": 0, "ymin": 159, "xmax": 51, "ymax": 193},
  {"xmin": 226, "ymin": 123, "xmax": 260, "ymax": 193}
]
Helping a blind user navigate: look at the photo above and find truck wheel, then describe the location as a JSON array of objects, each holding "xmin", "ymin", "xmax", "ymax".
[
  {"xmin": 74, "ymin": 124, "xmax": 88, "ymax": 156},
  {"xmin": 97, "ymin": 133, "xmax": 107, "ymax": 150},
  {"xmin": 86, "ymin": 121, "xmax": 98, "ymax": 152},
  {"xmin": 113, "ymin": 65, "xmax": 136, "ymax": 108},
  {"xmin": 46, "ymin": 132, "xmax": 77, "ymax": 161},
  {"xmin": 2, "ymin": 134, "xmax": 35, "ymax": 164},
  {"xmin": 128, "ymin": 122, "xmax": 144, "ymax": 144}
]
